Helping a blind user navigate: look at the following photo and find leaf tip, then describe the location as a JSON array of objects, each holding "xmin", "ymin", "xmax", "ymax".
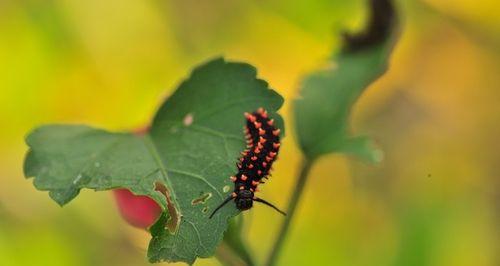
[{"xmin": 48, "ymin": 188, "xmax": 80, "ymax": 206}]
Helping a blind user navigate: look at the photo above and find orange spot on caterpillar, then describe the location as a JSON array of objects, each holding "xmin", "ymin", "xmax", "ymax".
[
  {"xmin": 267, "ymin": 119, "xmax": 274, "ymax": 126},
  {"xmin": 252, "ymin": 181, "xmax": 259, "ymax": 186},
  {"xmin": 257, "ymin": 108, "xmax": 268, "ymax": 118},
  {"xmin": 246, "ymin": 114, "xmax": 256, "ymax": 122},
  {"xmin": 230, "ymin": 176, "xmax": 237, "ymax": 182},
  {"xmin": 254, "ymin": 121, "xmax": 262, "ymax": 128},
  {"xmin": 273, "ymin": 143, "xmax": 280, "ymax": 149},
  {"xmin": 241, "ymin": 174, "xmax": 248, "ymax": 181},
  {"xmin": 259, "ymin": 128, "xmax": 265, "ymax": 135},
  {"xmin": 273, "ymin": 129, "xmax": 280, "ymax": 136}
]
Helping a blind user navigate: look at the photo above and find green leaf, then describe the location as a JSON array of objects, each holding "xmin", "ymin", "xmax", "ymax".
[
  {"xmin": 293, "ymin": 1, "xmax": 396, "ymax": 162},
  {"xmin": 24, "ymin": 58, "xmax": 284, "ymax": 264}
]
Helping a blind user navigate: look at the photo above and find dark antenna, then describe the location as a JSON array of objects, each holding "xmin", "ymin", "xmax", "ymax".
[
  {"xmin": 255, "ymin": 198, "xmax": 286, "ymax": 216},
  {"xmin": 209, "ymin": 196, "xmax": 233, "ymax": 219}
]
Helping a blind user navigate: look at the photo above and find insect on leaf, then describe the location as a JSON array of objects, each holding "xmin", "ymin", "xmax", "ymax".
[{"xmin": 24, "ymin": 58, "xmax": 284, "ymax": 264}]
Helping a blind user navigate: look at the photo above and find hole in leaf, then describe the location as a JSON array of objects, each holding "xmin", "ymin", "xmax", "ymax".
[
  {"xmin": 191, "ymin": 192, "xmax": 212, "ymax": 205},
  {"xmin": 202, "ymin": 206, "xmax": 208, "ymax": 213},
  {"xmin": 155, "ymin": 182, "xmax": 180, "ymax": 234}
]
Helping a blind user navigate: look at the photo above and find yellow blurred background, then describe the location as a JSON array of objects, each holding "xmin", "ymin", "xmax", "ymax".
[{"xmin": 1, "ymin": 0, "xmax": 499, "ymax": 265}]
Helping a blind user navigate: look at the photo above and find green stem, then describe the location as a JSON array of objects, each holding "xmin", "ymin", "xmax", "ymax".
[
  {"xmin": 265, "ymin": 159, "xmax": 314, "ymax": 266},
  {"xmin": 215, "ymin": 242, "xmax": 247, "ymax": 266},
  {"xmin": 224, "ymin": 215, "xmax": 255, "ymax": 266}
]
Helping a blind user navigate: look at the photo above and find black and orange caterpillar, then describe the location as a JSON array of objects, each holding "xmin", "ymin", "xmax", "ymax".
[{"xmin": 209, "ymin": 108, "xmax": 285, "ymax": 218}]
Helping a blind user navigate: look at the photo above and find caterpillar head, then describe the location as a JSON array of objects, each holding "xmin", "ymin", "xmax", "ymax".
[{"xmin": 235, "ymin": 189, "xmax": 254, "ymax": 210}]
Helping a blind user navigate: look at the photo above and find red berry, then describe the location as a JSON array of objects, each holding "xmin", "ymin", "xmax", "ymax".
[{"xmin": 113, "ymin": 189, "xmax": 161, "ymax": 229}]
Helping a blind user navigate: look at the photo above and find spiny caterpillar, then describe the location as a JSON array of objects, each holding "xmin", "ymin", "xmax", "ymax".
[{"xmin": 210, "ymin": 108, "xmax": 285, "ymax": 218}]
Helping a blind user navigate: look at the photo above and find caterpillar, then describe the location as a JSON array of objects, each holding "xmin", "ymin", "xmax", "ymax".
[{"xmin": 210, "ymin": 108, "xmax": 285, "ymax": 218}]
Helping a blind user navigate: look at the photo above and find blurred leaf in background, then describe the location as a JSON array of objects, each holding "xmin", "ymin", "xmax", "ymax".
[
  {"xmin": 294, "ymin": 0, "xmax": 395, "ymax": 162},
  {"xmin": 294, "ymin": 43, "xmax": 391, "ymax": 162}
]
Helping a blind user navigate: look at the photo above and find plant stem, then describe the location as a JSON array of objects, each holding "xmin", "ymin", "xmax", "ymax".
[
  {"xmin": 215, "ymin": 242, "xmax": 247, "ymax": 266},
  {"xmin": 265, "ymin": 159, "xmax": 314, "ymax": 266},
  {"xmin": 224, "ymin": 215, "xmax": 255, "ymax": 266}
]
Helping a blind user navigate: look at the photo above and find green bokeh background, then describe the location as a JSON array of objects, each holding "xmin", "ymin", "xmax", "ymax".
[{"xmin": 1, "ymin": 0, "xmax": 499, "ymax": 265}]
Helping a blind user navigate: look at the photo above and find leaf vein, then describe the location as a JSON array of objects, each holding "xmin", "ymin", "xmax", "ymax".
[{"xmin": 167, "ymin": 169, "xmax": 223, "ymax": 199}]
